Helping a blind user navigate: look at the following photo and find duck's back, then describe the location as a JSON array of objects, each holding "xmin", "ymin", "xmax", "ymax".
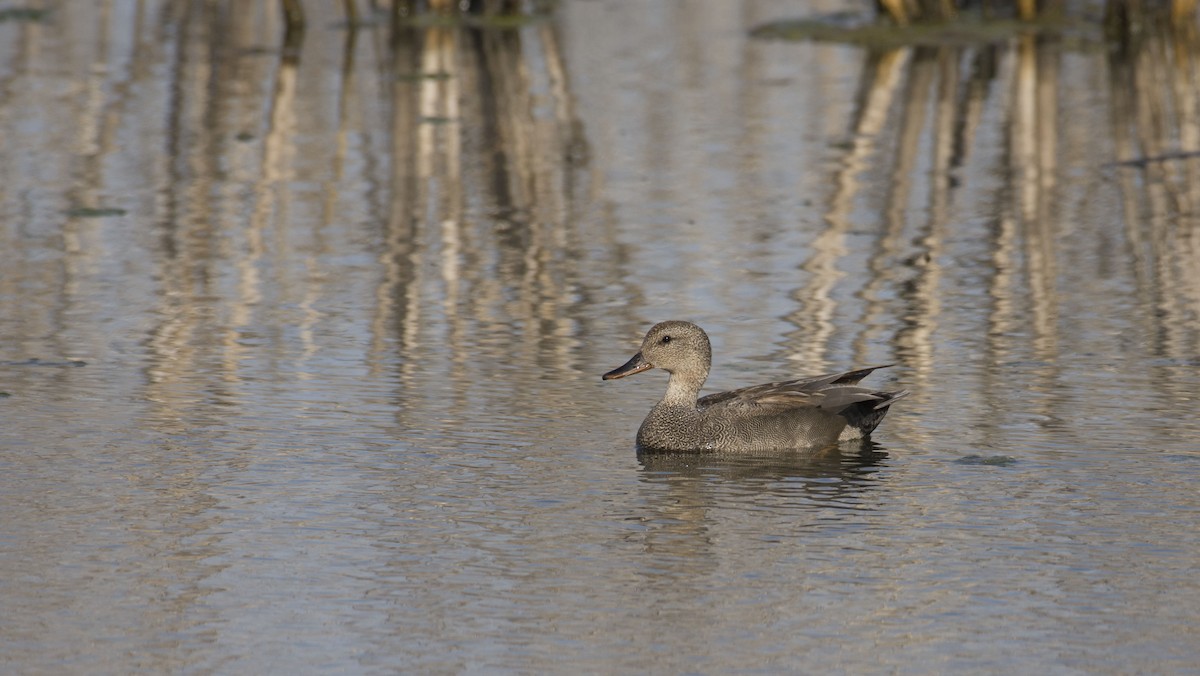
[{"xmin": 675, "ymin": 366, "xmax": 905, "ymax": 452}]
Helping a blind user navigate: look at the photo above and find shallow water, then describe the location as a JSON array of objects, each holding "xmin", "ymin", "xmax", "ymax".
[{"xmin": 2, "ymin": 1, "xmax": 1200, "ymax": 673}]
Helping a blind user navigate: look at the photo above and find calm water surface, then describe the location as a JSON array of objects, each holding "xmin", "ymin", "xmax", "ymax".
[{"xmin": 2, "ymin": 1, "xmax": 1200, "ymax": 673}]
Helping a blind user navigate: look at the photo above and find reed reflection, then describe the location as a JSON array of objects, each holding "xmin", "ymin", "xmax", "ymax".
[
  {"xmin": 144, "ymin": 1, "xmax": 296, "ymax": 422},
  {"xmin": 1104, "ymin": 23, "xmax": 1200, "ymax": 413},
  {"xmin": 1108, "ymin": 22, "xmax": 1200, "ymax": 385},
  {"xmin": 782, "ymin": 23, "xmax": 1196, "ymax": 442},
  {"xmin": 378, "ymin": 17, "xmax": 590, "ymax": 432}
]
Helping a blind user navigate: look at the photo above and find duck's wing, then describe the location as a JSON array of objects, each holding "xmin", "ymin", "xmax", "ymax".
[
  {"xmin": 825, "ymin": 364, "xmax": 894, "ymax": 385},
  {"xmin": 697, "ymin": 366, "xmax": 895, "ymax": 415}
]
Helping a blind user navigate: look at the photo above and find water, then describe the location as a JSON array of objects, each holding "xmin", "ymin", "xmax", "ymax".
[{"xmin": 2, "ymin": 1, "xmax": 1200, "ymax": 673}]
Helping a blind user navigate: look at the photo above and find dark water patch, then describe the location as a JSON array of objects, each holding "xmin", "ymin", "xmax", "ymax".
[
  {"xmin": 65, "ymin": 206, "xmax": 127, "ymax": 218},
  {"xmin": 955, "ymin": 454, "xmax": 1018, "ymax": 466},
  {"xmin": 1163, "ymin": 453, "xmax": 1200, "ymax": 463},
  {"xmin": 1148, "ymin": 356, "xmax": 1200, "ymax": 367},
  {"xmin": 238, "ymin": 46, "xmax": 279, "ymax": 57},
  {"xmin": 0, "ymin": 7, "xmax": 51, "ymax": 23},
  {"xmin": 393, "ymin": 11, "xmax": 549, "ymax": 31},
  {"xmin": 0, "ymin": 358, "xmax": 87, "ymax": 368},
  {"xmin": 1106, "ymin": 150, "xmax": 1200, "ymax": 168},
  {"xmin": 751, "ymin": 12, "xmax": 1086, "ymax": 49},
  {"xmin": 396, "ymin": 72, "xmax": 453, "ymax": 82}
]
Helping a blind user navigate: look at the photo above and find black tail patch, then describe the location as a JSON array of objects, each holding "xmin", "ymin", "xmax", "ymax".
[{"xmin": 840, "ymin": 390, "xmax": 909, "ymax": 436}]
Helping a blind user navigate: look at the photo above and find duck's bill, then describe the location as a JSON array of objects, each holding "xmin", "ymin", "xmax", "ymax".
[{"xmin": 602, "ymin": 352, "xmax": 653, "ymax": 380}]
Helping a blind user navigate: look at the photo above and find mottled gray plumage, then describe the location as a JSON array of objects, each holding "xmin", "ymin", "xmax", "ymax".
[{"xmin": 602, "ymin": 321, "xmax": 908, "ymax": 452}]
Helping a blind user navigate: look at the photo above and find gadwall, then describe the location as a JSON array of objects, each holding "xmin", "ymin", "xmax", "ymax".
[{"xmin": 602, "ymin": 321, "xmax": 908, "ymax": 452}]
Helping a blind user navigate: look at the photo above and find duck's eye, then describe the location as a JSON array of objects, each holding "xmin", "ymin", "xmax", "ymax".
[{"xmin": 660, "ymin": 335, "xmax": 672, "ymax": 344}]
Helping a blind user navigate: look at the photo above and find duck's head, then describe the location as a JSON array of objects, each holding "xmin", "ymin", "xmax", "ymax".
[{"xmin": 602, "ymin": 320, "xmax": 712, "ymax": 381}]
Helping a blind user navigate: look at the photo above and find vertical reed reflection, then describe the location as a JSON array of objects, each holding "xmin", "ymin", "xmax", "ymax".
[
  {"xmin": 1010, "ymin": 34, "xmax": 1061, "ymax": 362},
  {"xmin": 375, "ymin": 23, "xmax": 433, "ymax": 386},
  {"xmin": 802, "ymin": 32, "xmax": 1083, "ymax": 443},
  {"xmin": 996, "ymin": 34, "xmax": 1066, "ymax": 433},
  {"xmin": 149, "ymin": 1, "xmax": 249, "ymax": 420},
  {"xmin": 377, "ymin": 17, "xmax": 588, "ymax": 425},
  {"xmin": 789, "ymin": 49, "xmax": 911, "ymax": 371},
  {"xmin": 795, "ymin": 19, "xmax": 1197, "ymax": 439},
  {"xmin": 891, "ymin": 48, "xmax": 943, "ymax": 378},
  {"xmin": 1108, "ymin": 23, "xmax": 1200, "ymax": 380},
  {"xmin": 1, "ymin": 3, "xmax": 1196, "ymax": 430}
]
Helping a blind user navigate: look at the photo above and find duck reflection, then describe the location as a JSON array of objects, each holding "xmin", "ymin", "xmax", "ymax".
[
  {"xmin": 623, "ymin": 442, "xmax": 891, "ymax": 582},
  {"xmin": 637, "ymin": 441, "xmax": 888, "ymax": 498}
]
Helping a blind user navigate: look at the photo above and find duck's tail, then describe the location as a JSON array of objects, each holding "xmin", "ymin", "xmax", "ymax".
[{"xmin": 838, "ymin": 389, "xmax": 910, "ymax": 441}]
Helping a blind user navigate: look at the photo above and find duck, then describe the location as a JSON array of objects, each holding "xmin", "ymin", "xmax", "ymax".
[{"xmin": 602, "ymin": 320, "xmax": 907, "ymax": 452}]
